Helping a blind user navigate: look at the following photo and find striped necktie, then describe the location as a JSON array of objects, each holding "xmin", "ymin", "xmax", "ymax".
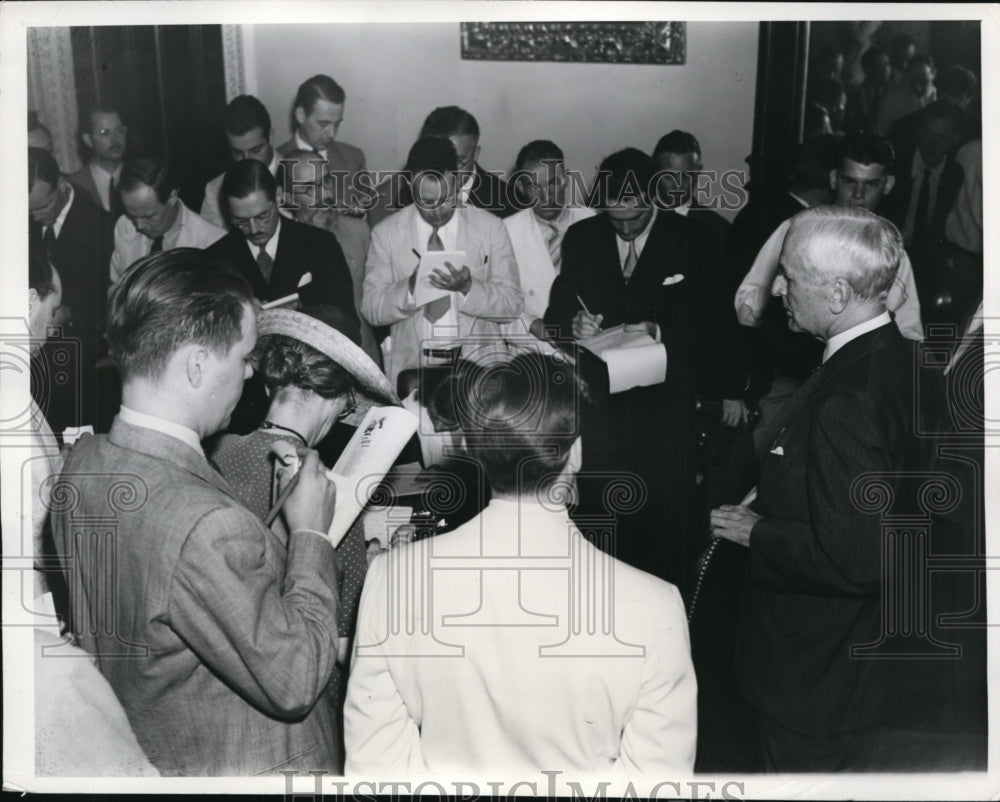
[{"xmin": 423, "ymin": 227, "xmax": 451, "ymax": 323}]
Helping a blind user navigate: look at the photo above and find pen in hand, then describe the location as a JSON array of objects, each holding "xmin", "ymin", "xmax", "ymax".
[{"xmin": 575, "ymin": 293, "xmax": 593, "ymax": 317}]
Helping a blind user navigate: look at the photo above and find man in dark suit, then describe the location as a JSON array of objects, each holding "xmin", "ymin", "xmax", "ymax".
[
  {"xmin": 207, "ymin": 159, "xmax": 357, "ymax": 320},
  {"xmin": 53, "ymin": 249, "xmax": 343, "ymax": 775},
  {"xmin": 652, "ymin": 129, "xmax": 731, "ymax": 244},
  {"xmin": 67, "ymin": 104, "xmax": 127, "ymax": 217},
  {"xmin": 545, "ymin": 148, "xmax": 742, "ymax": 592},
  {"xmin": 711, "ymin": 206, "xmax": 965, "ymax": 771},
  {"xmin": 28, "ymin": 147, "xmax": 114, "ymax": 433}
]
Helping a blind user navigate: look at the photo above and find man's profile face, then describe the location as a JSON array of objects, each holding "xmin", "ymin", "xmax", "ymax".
[
  {"xmin": 917, "ymin": 118, "xmax": 959, "ymax": 167},
  {"xmin": 772, "ymin": 240, "xmax": 827, "ymax": 336},
  {"xmin": 412, "ymin": 171, "xmax": 458, "ymax": 228},
  {"xmin": 833, "ymin": 158, "xmax": 892, "ymax": 211},
  {"xmin": 228, "ymin": 190, "xmax": 280, "ymax": 247},
  {"xmin": 606, "ymin": 197, "xmax": 654, "ymax": 241},
  {"xmin": 868, "ymin": 52, "xmax": 892, "ymax": 86},
  {"xmin": 522, "ymin": 160, "xmax": 567, "ymax": 221},
  {"xmin": 122, "ymin": 184, "xmax": 177, "ymax": 239},
  {"xmin": 228, "ymin": 127, "xmax": 273, "ymax": 165},
  {"xmin": 653, "ymin": 151, "xmax": 700, "ymax": 208},
  {"xmin": 202, "ymin": 302, "xmax": 256, "ymax": 434},
  {"xmin": 85, "ymin": 112, "xmax": 127, "ymax": 163},
  {"xmin": 28, "ymin": 268, "xmax": 63, "ymax": 352},
  {"xmin": 908, "ymin": 63, "xmax": 935, "ymax": 97},
  {"xmin": 295, "ymin": 99, "xmax": 343, "ymax": 151},
  {"xmin": 28, "ymin": 179, "xmax": 68, "ymax": 226},
  {"xmin": 450, "ymin": 134, "xmax": 479, "ymax": 176}
]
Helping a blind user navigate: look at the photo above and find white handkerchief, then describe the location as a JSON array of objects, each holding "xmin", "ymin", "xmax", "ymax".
[
  {"xmin": 769, "ymin": 445, "xmax": 784, "ymax": 456},
  {"xmin": 662, "ymin": 274, "xmax": 685, "ymax": 286},
  {"xmin": 297, "ymin": 272, "xmax": 313, "ymax": 288}
]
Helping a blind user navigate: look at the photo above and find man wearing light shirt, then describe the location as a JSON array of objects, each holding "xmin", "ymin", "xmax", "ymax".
[
  {"xmin": 109, "ymin": 157, "xmax": 225, "ymax": 286},
  {"xmin": 52, "ymin": 248, "xmax": 344, "ymax": 775},
  {"xmin": 361, "ymin": 136, "xmax": 522, "ymax": 387},
  {"xmin": 711, "ymin": 206, "xmax": 960, "ymax": 772}
]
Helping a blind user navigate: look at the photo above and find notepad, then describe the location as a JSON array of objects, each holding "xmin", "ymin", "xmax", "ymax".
[
  {"xmin": 578, "ymin": 325, "xmax": 667, "ymax": 394},
  {"xmin": 413, "ymin": 250, "xmax": 466, "ymax": 306}
]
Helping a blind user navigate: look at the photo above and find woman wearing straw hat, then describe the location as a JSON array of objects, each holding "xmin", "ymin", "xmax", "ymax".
[{"xmin": 210, "ymin": 303, "xmax": 399, "ymax": 760}]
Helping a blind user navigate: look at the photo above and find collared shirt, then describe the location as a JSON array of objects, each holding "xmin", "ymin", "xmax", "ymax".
[
  {"xmin": 89, "ymin": 161, "xmax": 122, "ymax": 213},
  {"xmin": 411, "ymin": 210, "xmax": 462, "ymax": 341},
  {"xmin": 119, "ymin": 405, "xmax": 204, "ymax": 457},
  {"xmin": 822, "ymin": 311, "xmax": 892, "ymax": 363},
  {"xmin": 615, "ymin": 207, "xmax": 658, "ymax": 270},
  {"xmin": 46, "ymin": 183, "xmax": 75, "ymax": 241},
  {"xmin": 414, "ymin": 208, "xmax": 461, "ymax": 252},
  {"xmin": 244, "ymin": 218, "xmax": 282, "ymax": 261},
  {"xmin": 902, "ymin": 149, "xmax": 946, "ymax": 245},
  {"xmin": 671, "ymin": 200, "xmax": 692, "ymax": 217},
  {"xmin": 110, "ymin": 200, "xmax": 226, "ymax": 285},
  {"xmin": 295, "ymin": 132, "xmax": 325, "ymax": 160},
  {"xmin": 531, "ymin": 205, "xmax": 570, "ymax": 241},
  {"xmin": 945, "ymin": 139, "xmax": 983, "ymax": 255},
  {"xmin": 457, "ymin": 172, "xmax": 476, "ymax": 205}
]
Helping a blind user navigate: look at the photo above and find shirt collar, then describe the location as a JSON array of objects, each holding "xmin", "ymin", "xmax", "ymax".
[
  {"xmin": 414, "ymin": 207, "xmax": 460, "ymax": 249},
  {"xmin": 295, "ymin": 132, "xmax": 325, "ymax": 160},
  {"xmin": 823, "ymin": 311, "xmax": 892, "ymax": 363},
  {"xmin": 614, "ymin": 206, "xmax": 658, "ymax": 257},
  {"xmin": 245, "ymin": 218, "xmax": 282, "ymax": 260},
  {"xmin": 90, "ymin": 161, "xmax": 121, "ymax": 181},
  {"xmin": 671, "ymin": 200, "xmax": 693, "ymax": 217},
  {"xmin": 788, "ymin": 191, "xmax": 812, "ymax": 208},
  {"xmin": 912, "ymin": 148, "xmax": 945, "ymax": 179},
  {"xmin": 119, "ymin": 405, "xmax": 204, "ymax": 457},
  {"xmin": 49, "ymin": 183, "xmax": 75, "ymax": 238}
]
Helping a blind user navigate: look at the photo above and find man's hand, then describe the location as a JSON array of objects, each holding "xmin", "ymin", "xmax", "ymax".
[
  {"xmin": 721, "ymin": 398, "xmax": 750, "ymax": 428},
  {"xmin": 572, "ymin": 310, "xmax": 604, "ymax": 340},
  {"xmin": 429, "ymin": 261, "xmax": 473, "ymax": 295},
  {"xmin": 280, "ymin": 449, "xmax": 338, "ymax": 538},
  {"xmin": 709, "ymin": 504, "xmax": 761, "ymax": 548}
]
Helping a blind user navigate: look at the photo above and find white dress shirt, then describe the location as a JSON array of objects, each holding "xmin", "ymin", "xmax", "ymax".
[
  {"xmin": 823, "ymin": 311, "xmax": 892, "ymax": 362},
  {"xmin": 295, "ymin": 132, "xmax": 325, "ymax": 160},
  {"xmin": 615, "ymin": 207, "xmax": 658, "ymax": 270},
  {"xmin": 45, "ymin": 183, "xmax": 75, "ymax": 241},
  {"xmin": 118, "ymin": 406, "xmax": 204, "ymax": 457},
  {"xmin": 90, "ymin": 162, "xmax": 122, "ymax": 213}
]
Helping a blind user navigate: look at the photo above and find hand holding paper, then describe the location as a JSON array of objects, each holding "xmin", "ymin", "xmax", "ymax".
[{"xmin": 411, "ymin": 250, "xmax": 467, "ymax": 306}]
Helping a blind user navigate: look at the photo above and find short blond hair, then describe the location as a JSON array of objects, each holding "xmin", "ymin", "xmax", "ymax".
[{"xmin": 784, "ymin": 205, "xmax": 902, "ymax": 302}]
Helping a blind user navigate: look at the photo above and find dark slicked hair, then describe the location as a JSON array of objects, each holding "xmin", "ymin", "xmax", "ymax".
[
  {"xmin": 405, "ymin": 136, "xmax": 458, "ymax": 176},
  {"xmin": 652, "ymin": 130, "xmax": 701, "ymax": 160},
  {"xmin": 293, "ymin": 74, "xmax": 345, "ymax": 114},
  {"xmin": 119, "ymin": 157, "xmax": 178, "ymax": 204},
  {"xmin": 28, "ymin": 147, "xmax": 60, "ymax": 192},
  {"xmin": 514, "ymin": 140, "xmax": 563, "ymax": 171},
  {"xmin": 108, "ymin": 248, "xmax": 254, "ymax": 382},
  {"xmin": 840, "ymin": 132, "xmax": 895, "ymax": 172},
  {"xmin": 593, "ymin": 147, "xmax": 654, "ymax": 208},
  {"xmin": 456, "ymin": 352, "xmax": 586, "ymax": 496},
  {"xmin": 223, "ymin": 94, "xmax": 272, "ymax": 137},
  {"xmin": 29, "ymin": 253, "xmax": 57, "ymax": 299},
  {"xmin": 420, "ymin": 106, "xmax": 480, "ymax": 139},
  {"xmin": 221, "ymin": 158, "xmax": 278, "ymax": 202}
]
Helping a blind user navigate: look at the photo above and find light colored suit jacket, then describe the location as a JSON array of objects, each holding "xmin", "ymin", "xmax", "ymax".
[
  {"xmin": 344, "ymin": 498, "xmax": 697, "ymax": 781},
  {"xmin": 52, "ymin": 418, "xmax": 342, "ymax": 776},
  {"xmin": 503, "ymin": 205, "xmax": 595, "ymax": 328},
  {"xmin": 361, "ymin": 205, "xmax": 523, "ymax": 385}
]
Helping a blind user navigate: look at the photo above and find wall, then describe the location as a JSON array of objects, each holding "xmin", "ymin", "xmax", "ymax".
[{"xmin": 248, "ymin": 21, "xmax": 758, "ymax": 213}]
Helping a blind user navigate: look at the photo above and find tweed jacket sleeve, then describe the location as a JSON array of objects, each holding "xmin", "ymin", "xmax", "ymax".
[{"xmin": 168, "ymin": 511, "xmax": 342, "ymax": 718}]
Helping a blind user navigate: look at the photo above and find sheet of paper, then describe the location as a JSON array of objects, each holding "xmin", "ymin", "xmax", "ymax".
[
  {"xmin": 604, "ymin": 342, "xmax": 667, "ymax": 394},
  {"xmin": 578, "ymin": 323, "xmax": 655, "ymax": 356},
  {"xmin": 413, "ymin": 250, "xmax": 466, "ymax": 306}
]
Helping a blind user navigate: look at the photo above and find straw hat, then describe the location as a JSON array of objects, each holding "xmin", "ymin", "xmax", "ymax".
[{"xmin": 256, "ymin": 308, "xmax": 399, "ymax": 426}]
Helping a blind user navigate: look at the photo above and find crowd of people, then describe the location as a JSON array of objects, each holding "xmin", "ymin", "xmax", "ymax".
[{"xmin": 24, "ymin": 46, "xmax": 985, "ymax": 781}]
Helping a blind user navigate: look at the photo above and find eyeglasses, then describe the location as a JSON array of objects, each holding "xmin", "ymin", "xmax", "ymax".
[{"xmin": 338, "ymin": 387, "xmax": 358, "ymax": 420}]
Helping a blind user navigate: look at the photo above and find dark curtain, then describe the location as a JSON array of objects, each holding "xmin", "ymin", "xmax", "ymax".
[{"xmin": 70, "ymin": 25, "xmax": 230, "ymax": 211}]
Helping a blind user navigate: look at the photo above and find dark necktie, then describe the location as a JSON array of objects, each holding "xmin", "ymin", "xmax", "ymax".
[
  {"xmin": 42, "ymin": 225, "xmax": 56, "ymax": 258},
  {"xmin": 423, "ymin": 227, "xmax": 451, "ymax": 323},
  {"xmin": 257, "ymin": 245, "xmax": 274, "ymax": 284},
  {"xmin": 914, "ymin": 167, "xmax": 933, "ymax": 240},
  {"xmin": 149, "ymin": 235, "xmax": 164, "ymax": 253},
  {"xmin": 109, "ymin": 175, "xmax": 123, "ymax": 219},
  {"xmin": 622, "ymin": 240, "xmax": 638, "ymax": 282}
]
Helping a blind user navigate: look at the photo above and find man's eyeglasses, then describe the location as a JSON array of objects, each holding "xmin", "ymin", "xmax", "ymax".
[{"xmin": 338, "ymin": 387, "xmax": 358, "ymax": 420}]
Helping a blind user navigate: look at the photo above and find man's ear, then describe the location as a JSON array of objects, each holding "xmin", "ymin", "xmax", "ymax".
[
  {"xmin": 882, "ymin": 175, "xmax": 896, "ymax": 196},
  {"xmin": 81, "ymin": 132, "xmax": 93, "ymax": 150},
  {"xmin": 830, "ymin": 278, "xmax": 851, "ymax": 314},
  {"xmin": 185, "ymin": 345, "xmax": 208, "ymax": 389},
  {"xmin": 566, "ymin": 436, "xmax": 583, "ymax": 477},
  {"xmin": 473, "ymin": 144, "xmax": 481, "ymax": 165},
  {"xmin": 294, "ymin": 107, "xmax": 306, "ymax": 127},
  {"xmin": 28, "ymin": 287, "xmax": 39, "ymax": 316},
  {"xmin": 275, "ymin": 185, "xmax": 285, "ymax": 206},
  {"xmin": 829, "ymin": 170, "xmax": 839, "ymax": 192}
]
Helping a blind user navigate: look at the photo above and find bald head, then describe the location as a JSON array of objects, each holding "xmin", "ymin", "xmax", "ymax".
[{"xmin": 773, "ymin": 206, "xmax": 903, "ymax": 337}]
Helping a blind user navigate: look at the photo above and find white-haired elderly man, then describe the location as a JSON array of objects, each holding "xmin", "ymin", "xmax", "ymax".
[{"xmin": 712, "ymin": 206, "xmax": 969, "ymax": 772}]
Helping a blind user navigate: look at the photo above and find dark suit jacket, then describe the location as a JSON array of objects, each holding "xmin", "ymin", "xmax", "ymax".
[
  {"xmin": 738, "ymin": 323, "xmax": 957, "ymax": 739},
  {"xmin": 881, "ymin": 142, "xmax": 965, "ymax": 245},
  {"xmin": 53, "ymin": 419, "xmax": 342, "ymax": 775},
  {"xmin": 206, "ymin": 217, "xmax": 357, "ymax": 323}
]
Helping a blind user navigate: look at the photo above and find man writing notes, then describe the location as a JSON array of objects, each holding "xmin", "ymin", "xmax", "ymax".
[
  {"xmin": 53, "ymin": 249, "xmax": 345, "ymax": 775},
  {"xmin": 360, "ymin": 136, "xmax": 522, "ymax": 386},
  {"xmin": 345, "ymin": 352, "xmax": 696, "ymax": 783},
  {"xmin": 712, "ymin": 207, "xmax": 964, "ymax": 771}
]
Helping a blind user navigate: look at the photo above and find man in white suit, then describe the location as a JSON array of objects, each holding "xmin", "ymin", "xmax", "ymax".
[
  {"xmin": 344, "ymin": 352, "xmax": 697, "ymax": 782},
  {"xmin": 503, "ymin": 140, "xmax": 594, "ymax": 341},
  {"xmin": 361, "ymin": 136, "xmax": 522, "ymax": 386}
]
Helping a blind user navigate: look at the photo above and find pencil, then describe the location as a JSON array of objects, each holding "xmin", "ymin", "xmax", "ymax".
[
  {"xmin": 264, "ymin": 469, "xmax": 302, "ymax": 527},
  {"xmin": 575, "ymin": 293, "xmax": 593, "ymax": 317}
]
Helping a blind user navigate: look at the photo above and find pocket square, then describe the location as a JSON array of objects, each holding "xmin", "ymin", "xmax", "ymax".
[
  {"xmin": 769, "ymin": 445, "xmax": 784, "ymax": 456},
  {"xmin": 662, "ymin": 274, "xmax": 685, "ymax": 286},
  {"xmin": 297, "ymin": 272, "xmax": 313, "ymax": 288}
]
